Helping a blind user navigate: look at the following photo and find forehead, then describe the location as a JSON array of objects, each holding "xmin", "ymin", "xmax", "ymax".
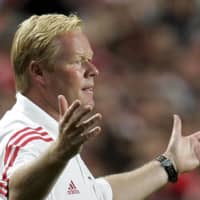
[{"xmin": 57, "ymin": 30, "xmax": 93, "ymax": 59}]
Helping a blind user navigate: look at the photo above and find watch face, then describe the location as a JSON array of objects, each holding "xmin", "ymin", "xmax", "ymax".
[
  {"xmin": 156, "ymin": 155, "xmax": 178, "ymax": 182},
  {"xmin": 163, "ymin": 159, "xmax": 171, "ymax": 167}
]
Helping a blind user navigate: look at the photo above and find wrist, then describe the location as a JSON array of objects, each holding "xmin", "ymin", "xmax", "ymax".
[
  {"xmin": 163, "ymin": 152, "xmax": 177, "ymax": 168},
  {"xmin": 50, "ymin": 141, "xmax": 72, "ymax": 165},
  {"xmin": 156, "ymin": 155, "xmax": 178, "ymax": 183}
]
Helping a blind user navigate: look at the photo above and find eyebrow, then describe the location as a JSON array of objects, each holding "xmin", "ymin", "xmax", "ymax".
[{"xmin": 76, "ymin": 52, "xmax": 93, "ymax": 61}]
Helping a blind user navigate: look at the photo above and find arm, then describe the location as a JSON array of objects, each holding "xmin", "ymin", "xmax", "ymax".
[
  {"xmin": 8, "ymin": 95, "xmax": 101, "ymax": 200},
  {"xmin": 105, "ymin": 115, "xmax": 200, "ymax": 200},
  {"xmin": 105, "ymin": 160, "xmax": 167, "ymax": 200}
]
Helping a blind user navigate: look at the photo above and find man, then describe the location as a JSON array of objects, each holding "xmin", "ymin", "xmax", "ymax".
[{"xmin": 0, "ymin": 14, "xmax": 200, "ymax": 200}]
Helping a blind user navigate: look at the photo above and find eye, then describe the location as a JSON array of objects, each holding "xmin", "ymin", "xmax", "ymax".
[
  {"xmin": 72, "ymin": 56, "xmax": 91, "ymax": 65},
  {"xmin": 73, "ymin": 59, "xmax": 82, "ymax": 65}
]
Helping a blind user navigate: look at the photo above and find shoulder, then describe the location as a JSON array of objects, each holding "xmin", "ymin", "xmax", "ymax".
[
  {"xmin": 0, "ymin": 124, "xmax": 54, "ymax": 161},
  {"xmin": 0, "ymin": 126, "xmax": 53, "ymax": 171},
  {"xmin": 6, "ymin": 126, "xmax": 53, "ymax": 148},
  {"xmin": 0, "ymin": 105, "xmax": 53, "ymax": 147}
]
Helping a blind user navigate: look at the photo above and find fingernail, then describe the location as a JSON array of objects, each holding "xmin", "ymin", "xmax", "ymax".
[
  {"xmin": 85, "ymin": 105, "xmax": 92, "ymax": 110},
  {"xmin": 97, "ymin": 114, "xmax": 102, "ymax": 119},
  {"xmin": 75, "ymin": 100, "xmax": 81, "ymax": 105}
]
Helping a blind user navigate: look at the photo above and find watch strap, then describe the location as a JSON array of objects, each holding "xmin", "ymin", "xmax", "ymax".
[{"xmin": 156, "ymin": 155, "xmax": 178, "ymax": 183}]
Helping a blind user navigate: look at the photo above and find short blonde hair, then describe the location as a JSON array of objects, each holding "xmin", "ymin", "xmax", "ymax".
[{"xmin": 11, "ymin": 14, "xmax": 82, "ymax": 93}]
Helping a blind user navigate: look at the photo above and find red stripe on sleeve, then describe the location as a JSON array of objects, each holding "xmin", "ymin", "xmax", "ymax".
[
  {"xmin": 2, "ymin": 128, "xmax": 53, "ymax": 187},
  {"xmin": 4, "ymin": 127, "xmax": 43, "ymax": 164},
  {"xmin": 0, "ymin": 182, "xmax": 7, "ymax": 189},
  {"xmin": 0, "ymin": 188, "xmax": 7, "ymax": 197},
  {"xmin": 20, "ymin": 136, "xmax": 53, "ymax": 147},
  {"xmin": 9, "ymin": 127, "xmax": 42, "ymax": 141},
  {"xmin": 10, "ymin": 131, "xmax": 48, "ymax": 148}
]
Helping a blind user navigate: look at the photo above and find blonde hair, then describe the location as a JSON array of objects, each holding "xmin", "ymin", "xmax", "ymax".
[{"xmin": 11, "ymin": 14, "xmax": 82, "ymax": 92}]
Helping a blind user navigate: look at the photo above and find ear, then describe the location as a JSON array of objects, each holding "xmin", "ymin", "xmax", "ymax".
[{"xmin": 28, "ymin": 60, "xmax": 45, "ymax": 85}]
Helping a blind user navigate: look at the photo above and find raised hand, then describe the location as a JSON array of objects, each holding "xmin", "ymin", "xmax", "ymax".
[
  {"xmin": 56, "ymin": 95, "xmax": 102, "ymax": 159},
  {"xmin": 165, "ymin": 115, "xmax": 200, "ymax": 173}
]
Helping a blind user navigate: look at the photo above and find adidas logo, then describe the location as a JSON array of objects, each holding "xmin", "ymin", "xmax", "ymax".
[{"xmin": 67, "ymin": 180, "xmax": 80, "ymax": 195}]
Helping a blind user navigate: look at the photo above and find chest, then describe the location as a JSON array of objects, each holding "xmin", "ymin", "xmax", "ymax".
[{"xmin": 50, "ymin": 157, "xmax": 99, "ymax": 200}]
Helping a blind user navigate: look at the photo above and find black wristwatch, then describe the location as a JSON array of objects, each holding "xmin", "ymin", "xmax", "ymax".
[{"xmin": 156, "ymin": 155, "xmax": 178, "ymax": 183}]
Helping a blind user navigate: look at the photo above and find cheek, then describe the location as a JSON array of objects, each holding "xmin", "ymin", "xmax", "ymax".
[{"xmin": 66, "ymin": 69, "xmax": 83, "ymax": 87}]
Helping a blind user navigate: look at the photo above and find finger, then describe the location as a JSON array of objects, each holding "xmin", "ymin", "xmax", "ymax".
[
  {"xmin": 58, "ymin": 95, "xmax": 69, "ymax": 120},
  {"xmin": 68, "ymin": 105, "xmax": 92, "ymax": 129},
  {"xmin": 81, "ymin": 126, "xmax": 101, "ymax": 140},
  {"xmin": 63, "ymin": 126, "xmax": 101, "ymax": 156},
  {"xmin": 60, "ymin": 100, "xmax": 81, "ymax": 126},
  {"xmin": 70, "ymin": 113, "xmax": 102, "ymax": 137},
  {"xmin": 171, "ymin": 114, "xmax": 182, "ymax": 139},
  {"xmin": 78, "ymin": 113, "xmax": 102, "ymax": 132},
  {"xmin": 76, "ymin": 127, "xmax": 101, "ymax": 144},
  {"xmin": 194, "ymin": 144, "xmax": 200, "ymax": 162},
  {"xmin": 192, "ymin": 137, "xmax": 200, "ymax": 162},
  {"xmin": 67, "ymin": 127, "xmax": 101, "ymax": 148},
  {"xmin": 193, "ymin": 131, "xmax": 200, "ymax": 140}
]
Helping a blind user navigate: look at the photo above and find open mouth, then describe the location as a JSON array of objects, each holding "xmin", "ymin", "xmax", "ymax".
[{"xmin": 82, "ymin": 87, "xmax": 93, "ymax": 93}]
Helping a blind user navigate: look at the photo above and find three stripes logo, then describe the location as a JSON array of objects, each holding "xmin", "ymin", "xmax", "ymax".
[
  {"xmin": 67, "ymin": 180, "xmax": 80, "ymax": 195},
  {"xmin": 1, "ymin": 127, "xmax": 53, "ymax": 198}
]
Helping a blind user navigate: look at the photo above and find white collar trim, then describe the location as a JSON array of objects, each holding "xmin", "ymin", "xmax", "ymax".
[{"xmin": 14, "ymin": 92, "xmax": 58, "ymax": 139}]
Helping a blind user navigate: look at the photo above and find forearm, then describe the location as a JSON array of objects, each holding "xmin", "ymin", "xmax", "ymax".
[
  {"xmin": 9, "ymin": 143, "xmax": 69, "ymax": 200},
  {"xmin": 105, "ymin": 160, "xmax": 168, "ymax": 200}
]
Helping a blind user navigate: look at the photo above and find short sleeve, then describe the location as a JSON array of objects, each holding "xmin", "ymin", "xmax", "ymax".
[
  {"xmin": 0, "ymin": 195, "xmax": 7, "ymax": 200},
  {"xmin": 0, "ymin": 179, "xmax": 8, "ymax": 200},
  {"xmin": 0, "ymin": 128, "xmax": 53, "ymax": 199}
]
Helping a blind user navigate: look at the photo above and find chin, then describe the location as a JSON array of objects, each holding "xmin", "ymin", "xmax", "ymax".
[
  {"xmin": 79, "ymin": 93, "xmax": 95, "ymax": 108},
  {"xmin": 86, "ymin": 101, "xmax": 95, "ymax": 108},
  {"xmin": 88, "ymin": 101, "xmax": 95, "ymax": 108},
  {"xmin": 82, "ymin": 98, "xmax": 95, "ymax": 108}
]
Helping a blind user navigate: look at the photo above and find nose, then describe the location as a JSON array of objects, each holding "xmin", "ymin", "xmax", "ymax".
[{"xmin": 84, "ymin": 60, "xmax": 99, "ymax": 78}]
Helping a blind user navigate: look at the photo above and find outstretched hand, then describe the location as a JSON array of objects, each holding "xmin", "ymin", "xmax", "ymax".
[
  {"xmin": 165, "ymin": 115, "xmax": 200, "ymax": 173},
  {"xmin": 56, "ymin": 95, "xmax": 102, "ymax": 158}
]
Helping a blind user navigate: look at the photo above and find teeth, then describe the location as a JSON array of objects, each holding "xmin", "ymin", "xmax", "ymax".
[
  {"xmin": 82, "ymin": 88, "xmax": 93, "ymax": 93},
  {"xmin": 83, "ymin": 88, "xmax": 93, "ymax": 91}
]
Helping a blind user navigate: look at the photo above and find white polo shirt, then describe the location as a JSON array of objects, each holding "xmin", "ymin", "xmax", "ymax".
[{"xmin": 0, "ymin": 93, "xmax": 112, "ymax": 200}]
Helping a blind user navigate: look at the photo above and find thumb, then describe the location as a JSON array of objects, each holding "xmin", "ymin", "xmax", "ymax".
[
  {"xmin": 171, "ymin": 114, "xmax": 182, "ymax": 140},
  {"xmin": 58, "ymin": 95, "xmax": 69, "ymax": 120}
]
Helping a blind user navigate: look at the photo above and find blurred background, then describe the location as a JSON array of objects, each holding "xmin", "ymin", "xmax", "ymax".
[{"xmin": 1, "ymin": 0, "xmax": 200, "ymax": 199}]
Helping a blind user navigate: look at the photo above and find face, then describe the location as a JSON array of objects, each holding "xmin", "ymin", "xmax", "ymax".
[{"xmin": 44, "ymin": 30, "xmax": 99, "ymax": 108}]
